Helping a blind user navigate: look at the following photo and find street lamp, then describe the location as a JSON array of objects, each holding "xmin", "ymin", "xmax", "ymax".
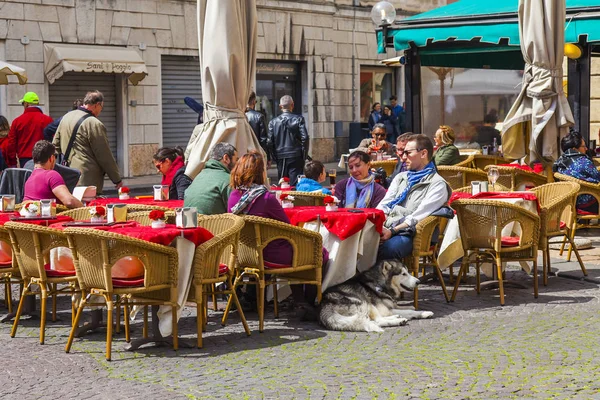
[{"xmin": 371, "ymin": 1, "xmax": 396, "ymax": 49}]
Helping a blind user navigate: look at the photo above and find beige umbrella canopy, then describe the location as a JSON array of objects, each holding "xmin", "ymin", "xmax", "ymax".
[
  {"xmin": 0, "ymin": 61, "xmax": 28, "ymax": 85},
  {"xmin": 184, "ymin": 0, "xmax": 265, "ymax": 179},
  {"xmin": 501, "ymin": 0, "xmax": 574, "ymax": 165}
]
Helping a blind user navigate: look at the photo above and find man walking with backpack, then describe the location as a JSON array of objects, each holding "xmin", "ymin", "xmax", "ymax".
[{"xmin": 53, "ymin": 90, "xmax": 122, "ymax": 194}]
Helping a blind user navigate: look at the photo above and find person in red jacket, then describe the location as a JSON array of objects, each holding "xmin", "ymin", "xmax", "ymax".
[{"xmin": 6, "ymin": 92, "xmax": 53, "ymax": 167}]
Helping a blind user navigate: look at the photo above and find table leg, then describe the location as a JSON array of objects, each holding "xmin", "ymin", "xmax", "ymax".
[
  {"xmin": 1, "ymin": 295, "xmax": 36, "ymax": 322},
  {"xmin": 125, "ymin": 305, "xmax": 193, "ymax": 351},
  {"xmin": 73, "ymin": 309, "xmax": 104, "ymax": 337}
]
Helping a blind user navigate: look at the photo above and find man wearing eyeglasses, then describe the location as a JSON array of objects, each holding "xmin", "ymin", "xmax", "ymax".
[
  {"xmin": 53, "ymin": 90, "xmax": 122, "ymax": 194},
  {"xmin": 376, "ymin": 134, "xmax": 451, "ymax": 261},
  {"xmin": 355, "ymin": 124, "xmax": 394, "ymax": 155}
]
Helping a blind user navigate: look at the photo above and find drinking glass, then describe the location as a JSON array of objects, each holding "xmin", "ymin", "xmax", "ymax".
[
  {"xmin": 328, "ymin": 169, "xmax": 337, "ymax": 186},
  {"xmin": 488, "ymin": 166, "xmax": 500, "ymax": 191}
]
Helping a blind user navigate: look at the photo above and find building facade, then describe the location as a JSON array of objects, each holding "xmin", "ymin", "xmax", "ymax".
[{"xmin": 0, "ymin": 0, "xmax": 448, "ymax": 177}]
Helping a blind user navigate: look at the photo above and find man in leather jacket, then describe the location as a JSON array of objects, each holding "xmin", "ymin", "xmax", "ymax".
[
  {"xmin": 267, "ymin": 95, "xmax": 309, "ymax": 186},
  {"xmin": 245, "ymin": 91, "xmax": 270, "ymax": 161}
]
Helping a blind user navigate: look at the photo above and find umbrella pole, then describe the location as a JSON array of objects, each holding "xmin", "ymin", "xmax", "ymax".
[{"xmin": 429, "ymin": 67, "xmax": 453, "ymax": 126}]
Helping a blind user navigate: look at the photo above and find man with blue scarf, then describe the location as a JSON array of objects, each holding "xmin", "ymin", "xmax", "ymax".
[{"xmin": 377, "ymin": 134, "xmax": 451, "ymax": 260}]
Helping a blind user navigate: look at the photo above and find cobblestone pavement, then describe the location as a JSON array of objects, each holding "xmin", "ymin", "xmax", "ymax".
[{"xmin": 1, "ymin": 260, "xmax": 600, "ymax": 399}]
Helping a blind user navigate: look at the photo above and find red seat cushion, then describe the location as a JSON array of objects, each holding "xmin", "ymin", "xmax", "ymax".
[
  {"xmin": 560, "ymin": 221, "xmax": 567, "ymax": 230},
  {"xmin": 577, "ymin": 209, "xmax": 595, "ymax": 215},
  {"xmin": 0, "ymin": 260, "xmax": 12, "ymax": 268},
  {"xmin": 44, "ymin": 264, "xmax": 76, "ymax": 277},
  {"xmin": 501, "ymin": 236, "xmax": 520, "ymax": 247},
  {"xmin": 112, "ymin": 277, "xmax": 145, "ymax": 288},
  {"xmin": 219, "ymin": 263, "xmax": 229, "ymax": 275},
  {"xmin": 264, "ymin": 260, "xmax": 292, "ymax": 269}
]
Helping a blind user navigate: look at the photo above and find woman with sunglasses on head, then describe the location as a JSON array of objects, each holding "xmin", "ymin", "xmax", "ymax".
[
  {"xmin": 432, "ymin": 125, "xmax": 461, "ymax": 166},
  {"xmin": 356, "ymin": 124, "xmax": 394, "ymax": 155},
  {"xmin": 334, "ymin": 150, "xmax": 386, "ymax": 209},
  {"xmin": 152, "ymin": 146, "xmax": 192, "ymax": 200}
]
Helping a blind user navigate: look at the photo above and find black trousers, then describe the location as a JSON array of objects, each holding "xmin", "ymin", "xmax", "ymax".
[{"xmin": 276, "ymin": 157, "xmax": 305, "ymax": 186}]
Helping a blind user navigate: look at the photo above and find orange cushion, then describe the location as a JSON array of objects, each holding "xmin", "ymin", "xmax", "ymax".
[
  {"xmin": 219, "ymin": 263, "xmax": 229, "ymax": 275},
  {"xmin": 501, "ymin": 236, "xmax": 520, "ymax": 247},
  {"xmin": 44, "ymin": 264, "xmax": 76, "ymax": 277},
  {"xmin": 112, "ymin": 277, "xmax": 145, "ymax": 288},
  {"xmin": 0, "ymin": 241, "xmax": 12, "ymax": 264},
  {"xmin": 111, "ymin": 256, "xmax": 145, "ymax": 279}
]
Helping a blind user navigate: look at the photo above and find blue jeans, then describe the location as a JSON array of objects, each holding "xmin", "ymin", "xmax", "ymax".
[{"xmin": 378, "ymin": 234, "xmax": 414, "ymax": 261}]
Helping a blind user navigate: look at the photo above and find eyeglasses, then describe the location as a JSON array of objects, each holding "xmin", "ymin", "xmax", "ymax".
[{"xmin": 154, "ymin": 159, "xmax": 165, "ymax": 170}]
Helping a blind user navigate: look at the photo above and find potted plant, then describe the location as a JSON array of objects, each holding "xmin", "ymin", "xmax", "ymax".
[
  {"xmin": 279, "ymin": 177, "xmax": 291, "ymax": 189},
  {"xmin": 22, "ymin": 202, "xmax": 39, "ymax": 218},
  {"xmin": 89, "ymin": 206, "xmax": 106, "ymax": 223},
  {"xmin": 149, "ymin": 209, "xmax": 166, "ymax": 229},
  {"xmin": 279, "ymin": 193, "xmax": 295, "ymax": 209},
  {"xmin": 324, "ymin": 195, "xmax": 340, "ymax": 212},
  {"xmin": 118, "ymin": 186, "xmax": 130, "ymax": 200}
]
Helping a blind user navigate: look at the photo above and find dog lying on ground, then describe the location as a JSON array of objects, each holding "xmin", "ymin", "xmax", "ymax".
[{"xmin": 318, "ymin": 260, "xmax": 433, "ymax": 332}]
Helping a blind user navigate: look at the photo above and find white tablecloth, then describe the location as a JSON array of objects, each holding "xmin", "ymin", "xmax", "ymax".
[{"xmin": 438, "ymin": 197, "xmax": 538, "ymax": 277}]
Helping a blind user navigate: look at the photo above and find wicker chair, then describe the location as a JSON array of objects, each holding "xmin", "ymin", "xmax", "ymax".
[
  {"xmin": 285, "ymin": 191, "xmax": 327, "ymax": 206},
  {"xmin": 4, "ymin": 222, "xmax": 78, "ymax": 345},
  {"xmin": 370, "ymin": 159, "xmax": 398, "ymax": 176},
  {"xmin": 236, "ymin": 215, "xmax": 323, "ymax": 332},
  {"xmin": 127, "ymin": 211, "xmax": 177, "ymax": 225},
  {"xmin": 454, "ymin": 154, "xmax": 475, "ymax": 168},
  {"xmin": 453, "ymin": 183, "xmax": 511, "ymax": 194},
  {"xmin": 437, "ymin": 166, "xmax": 488, "ymax": 190},
  {"xmin": 450, "ymin": 199, "xmax": 540, "ymax": 306},
  {"xmin": 484, "ymin": 165, "xmax": 548, "ymax": 191},
  {"xmin": 59, "ymin": 205, "xmax": 172, "ymax": 221},
  {"xmin": 0, "ymin": 227, "xmax": 19, "ymax": 313},
  {"xmin": 186, "ymin": 214, "xmax": 250, "ymax": 347},
  {"xmin": 472, "ymin": 154, "xmax": 514, "ymax": 171},
  {"xmin": 553, "ymin": 173, "xmax": 600, "ymax": 259},
  {"xmin": 530, "ymin": 182, "xmax": 587, "ymax": 284},
  {"xmin": 404, "ymin": 216, "xmax": 449, "ymax": 309},
  {"xmin": 64, "ymin": 228, "xmax": 179, "ymax": 361}
]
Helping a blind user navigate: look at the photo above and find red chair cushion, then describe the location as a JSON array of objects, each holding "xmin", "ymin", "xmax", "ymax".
[
  {"xmin": 264, "ymin": 260, "xmax": 292, "ymax": 269},
  {"xmin": 501, "ymin": 236, "xmax": 520, "ymax": 247},
  {"xmin": 0, "ymin": 260, "xmax": 12, "ymax": 268},
  {"xmin": 560, "ymin": 221, "xmax": 567, "ymax": 230},
  {"xmin": 577, "ymin": 209, "xmax": 595, "ymax": 215},
  {"xmin": 44, "ymin": 263, "xmax": 76, "ymax": 277},
  {"xmin": 219, "ymin": 263, "xmax": 229, "ymax": 275},
  {"xmin": 112, "ymin": 277, "xmax": 145, "ymax": 288}
]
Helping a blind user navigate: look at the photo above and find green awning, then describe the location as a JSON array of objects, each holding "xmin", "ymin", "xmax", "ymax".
[{"xmin": 379, "ymin": 0, "xmax": 600, "ymax": 54}]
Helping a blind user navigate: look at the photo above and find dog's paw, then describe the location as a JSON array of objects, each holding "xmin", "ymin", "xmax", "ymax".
[
  {"xmin": 419, "ymin": 311, "xmax": 434, "ymax": 319},
  {"xmin": 395, "ymin": 316, "xmax": 408, "ymax": 325},
  {"xmin": 365, "ymin": 322, "xmax": 385, "ymax": 333}
]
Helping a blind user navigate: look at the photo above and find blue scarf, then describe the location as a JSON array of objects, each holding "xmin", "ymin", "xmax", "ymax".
[
  {"xmin": 385, "ymin": 162, "xmax": 436, "ymax": 210},
  {"xmin": 345, "ymin": 173, "xmax": 375, "ymax": 208}
]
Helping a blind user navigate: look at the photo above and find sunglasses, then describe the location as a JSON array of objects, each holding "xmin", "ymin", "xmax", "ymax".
[
  {"xmin": 154, "ymin": 159, "xmax": 165, "ymax": 169},
  {"xmin": 401, "ymin": 148, "xmax": 421, "ymax": 157}
]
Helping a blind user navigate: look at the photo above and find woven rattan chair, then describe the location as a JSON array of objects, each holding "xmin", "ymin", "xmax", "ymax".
[
  {"xmin": 553, "ymin": 173, "xmax": 600, "ymax": 260},
  {"xmin": 453, "ymin": 183, "xmax": 511, "ymax": 194},
  {"xmin": 126, "ymin": 211, "xmax": 177, "ymax": 225},
  {"xmin": 370, "ymin": 159, "xmax": 398, "ymax": 176},
  {"xmin": 437, "ymin": 166, "xmax": 488, "ymax": 190},
  {"xmin": 285, "ymin": 191, "xmax": 327, "ymax": 206},
  {"xmin": 59, "ymin": 205, "xmax": 172, "ymax": 221},
  {"xmin": 236, "ymin": 215, "xmax": 323, "ymax": 332},
  {"xmin": 0, "ymin": 227, "xmax": 19, "ymax": 313},
  {"xmin": 4, "ymin": 222, "xmax": 78, "ymax": 345},
  {"xmin": 472, "ymin": 154, "xmax": 514, "ymax": 171},
  {"xmin": 64, "ymin": 228, "xmax": 179, "ymax": 361},
  {"xmin": 454, "ymin": 154, "xmax": 475, "ymax": 168},
  {"xmin": 450, "ymin": 199, "xmax": 540, "ymax": 306},
  {"xmin": 484, "ymin": 165, "xmax": 548, "ymax": 191},
  {"xmin": 530, "ymin": 182, "xmax": 586, "ymax": 284},
  {"xmin": 404, "ymin": 216, "xmax": 449, "ymax": 309},
  {"xmin": 185, "ymin": 214, "xmax": 250, "ymax": 347}
]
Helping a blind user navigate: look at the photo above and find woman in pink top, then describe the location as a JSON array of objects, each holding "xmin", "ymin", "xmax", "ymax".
[{"xmin": 23, "ymin": 140, "xmax": 83, "ymax": 208}]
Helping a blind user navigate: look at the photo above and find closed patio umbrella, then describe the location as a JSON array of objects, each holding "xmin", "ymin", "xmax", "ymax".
[
  {"xmin": 0, "ymin": 61, "xmax": 27, "ymax": 85},
  {"xmin": 184, "ymin": 0, "xmax": 265, "ymax": 179},
  {"xmin": 501, "ymin": 0, "xmax": 573, "ymax": 165}
]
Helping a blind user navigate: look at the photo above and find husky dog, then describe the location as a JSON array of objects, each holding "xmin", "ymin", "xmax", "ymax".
[{"xmin": 318, "ymin": 260, "xmax": 433, "ymax": 332}]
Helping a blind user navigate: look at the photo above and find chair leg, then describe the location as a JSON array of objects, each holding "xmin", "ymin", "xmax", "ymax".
[
  {"xmin": 123, "ymin": 298, "xmax": 130, "ymax": 343},
  {"xmin": 566, "ymin": 226, "xmax": 576, "ymax": 262},
  {"xmin": 40, "ymin": 285, "xmax": 48, "ymax": 345},
  {"xmin": 533, "ymin": 260, "xmax": 538, "ymax": 299},
  {"xmin": 171, "ymin": 301, "xmax": 178, "ymax": 351},
  {"xmin": 65, "ymin": 296, "xmax": 87, "ymax": 354},
  {"xmin": 451, "ymin": 259, "xmax": 467, "ymax": 302},
  {"xmin": 448, "ymin": 265, "xmax": 454, "ymax": 284},
  {"xmin": 258, "ymin": 279, "xmax": 265, "ymax": 333},
  {"xmin": 475, "ymin": 259, "xmax": 481, "ymax": 294},
  {"xmin": 566, "ymin": 233, "xmax": 588, "ymax": 276},
  {"xmin": 433, "ymin": 261, "xmax": 449, "ymax": 303},
  {"xmin": 496, "ymin": 258, "xmax": 505, "ymax": 306},
  {"xmin": 10, "ymin": 283, "xmax": 29, "ymax": 338},
  {"xmin": 5, "ymin": 278, "xmax": 12, "ymax": 314},
  {"xmin": 196, "ymin": 285, "xmax": 204, "ymax": 348},
  {"xmin": 51, "ymin": 283, "xmax": 57, "ymax": 322},
  {"xmin": 71, "ymin": 288, "xmax": 76, "ymax": 327},
  {"xmin": 542, "ymin": 247, "xmax": 548, "ymax": 286},
  {"xmin": 558, "ymin": 233, "xmax": 567, "ymax": 256},
  {"xmin": 412, "ymin": 259, "xmax": 419, "ymax": 310},
  {"xmin": 105, "ymin": 299, "xmax": 113, "ymax": 361},
  {"xmin": 115, "ymin": 296, "xmax": 121, "ymax": 334},
  {"xmin": 202, "ymin": 290, "xmax": 209, "ymax": 332},
  {"xmin": 211, "ymin": 283, "xmax": 218, "ymax": 311},
  {"xmin": 273, "ymin": 280, "xmax": 279, "ymax": 318},
  {"xmin": 142, "ymin": 306, "xmax": 148, "ymax": 339}
]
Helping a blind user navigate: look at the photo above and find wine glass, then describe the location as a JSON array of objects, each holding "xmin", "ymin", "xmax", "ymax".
[{"xmin": 488, "ymin": 166, "xmax": 500, "ymax": 192}]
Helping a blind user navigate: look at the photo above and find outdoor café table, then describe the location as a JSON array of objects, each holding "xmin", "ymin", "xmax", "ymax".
[
  {"xmin": 87, "ymin": 198, "xmax": 184, "ymax": 209},
  {"xmin": 52, "ymin": 220, "xmax": 213, "ymax": 340},
  {"xmin": 283, "ymin": 206, "xmax": 385, "ymax": 290},
  {"xmin": 438, "ymin": 191, "xmax": 540, "ymax": 278}
]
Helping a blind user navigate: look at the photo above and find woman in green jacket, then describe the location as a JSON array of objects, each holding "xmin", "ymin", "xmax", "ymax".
[{"xmin": 432, "ymin": 125, "xmax": 461, "ymax": 166}]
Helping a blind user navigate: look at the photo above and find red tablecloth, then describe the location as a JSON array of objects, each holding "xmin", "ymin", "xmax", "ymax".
[
  {"xmin": 0, "ymin": 212, "xmax": 73, "ymax": 226},
  {"xmin": 54, "ymin": 221, "xmax": 213, "ymax": 246},
  {"xmin": 497, "ymin": 163, "xmax": 544, "ymax": 174},
  {"xmin": 283, "ymin": 206, "xmax": 385, "ymax": 241},
  {"xmin": 87, "ymin": 198, "xmax": 184, "ymax": 209}
]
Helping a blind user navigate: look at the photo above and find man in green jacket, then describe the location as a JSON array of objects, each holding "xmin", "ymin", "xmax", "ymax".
[
  {"xmin": 53, "ymin": 90, "xmax": 122, "ymax": 194},
  {"xmin": 184, "ymin": 143, "xmax": 238, "ymax": 214}
]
